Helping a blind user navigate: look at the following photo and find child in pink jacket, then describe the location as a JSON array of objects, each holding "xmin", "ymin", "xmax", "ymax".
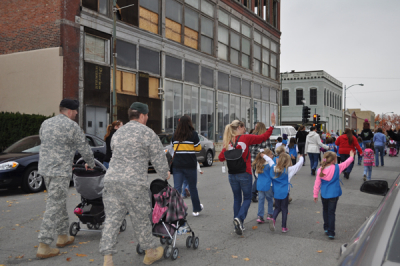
[{"xmin": 313, "ymin": 150, "xmax": 355, "ymax": 239}]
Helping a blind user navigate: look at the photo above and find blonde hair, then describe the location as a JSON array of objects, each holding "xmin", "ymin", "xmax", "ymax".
[
  {"xmin": 275, "ymin": 145, "xmax": 286, "ymax": 156},
  {"xmin": 274, "ymin": 153, "xmax": 292, "ymax": 178},
  {"xmin": 252, "ymin": 149, "xmax": 273, "ymax": 174},
  {"xmin": 319, "ymin": 152, "xmax": 337, "ymax": 178},
  {"xmin": 222, "ymin": 120, "xmax": 245, "ymax": 150},
  {"xmin": 253, "ymin": 122, "xmax": 267, "ymax": 135}
]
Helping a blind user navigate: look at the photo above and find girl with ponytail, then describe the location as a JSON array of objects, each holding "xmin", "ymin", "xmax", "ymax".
[
  {"xmin": 103, "ymin": 120, "xmax": 123, "ymax": 168},
  {"xmin": 313, "ymin": 150, "xmax": 355, "ymax": 239}
]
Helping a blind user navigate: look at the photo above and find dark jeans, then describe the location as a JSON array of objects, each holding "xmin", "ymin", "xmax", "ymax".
[
  {"xmin": 173, "ymin": 167, "xmax": 202, "ymax": 212},
  {"xmin": 308, "ymin": 153, "xmax": 320, "ymax": 172},
  {"xmin": 291, "ymin": 158, "xmax": 296, "ymax": 166},
  {"xmin": 252, "ymin": 168, "xmax": 258, "ymax": 198},
  {"xmin": 298, "ymin": 142, "xmax": 306, "ymax": 164},
  {"xmin": 273, "ymin": 195, "xmax": 289, "ymax": 228},
  {"xmin": 375, "ymin": 145, "xmax": 385, "ymax": 166},
  {"xmin": 228, "ymin": 172, "xmax": 252, "ymax": 222},
  {"xmin": 339, "ymin": 154, "xmax": 354, "ymax": 174},
  {"xmin": 321, "ymin": 196, "xmax": 339, "ymax": 236}
]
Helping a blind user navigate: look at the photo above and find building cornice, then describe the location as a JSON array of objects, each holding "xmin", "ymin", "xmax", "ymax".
[{"xmin": 281, "ymin": 70, "xmax": 342, "ymax": 89}]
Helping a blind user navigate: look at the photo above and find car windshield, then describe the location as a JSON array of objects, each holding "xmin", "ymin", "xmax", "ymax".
[
  {"xmin": 271, "ymin": 128, "xmax": 281, "ymax": 136},
  {"xmin": 4, "ymin": 136, "xmax": 41, "ymax": 153},
  {"xmin": 159, "ymin": 134, "xmax": 172, "ymax": 145}
]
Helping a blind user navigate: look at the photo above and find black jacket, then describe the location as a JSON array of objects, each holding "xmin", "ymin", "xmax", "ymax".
[
  {"xmin": 360, "ymin": 129, "xmax": 374, "ymax": 141},
  {"xmin": 103, "ymin": 130, "xmax": 116, "ymax": 162},
  {"xmin": 387, "ymin": 130, "xmax": 400, "ymax": 142},
  {"xmin": 296, "ymin": 130, "xmax": 308, "ymax": 143}
]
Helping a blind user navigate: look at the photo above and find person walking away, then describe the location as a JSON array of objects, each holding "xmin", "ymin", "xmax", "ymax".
[
  {"xmin": 250, "ymin": 122, "xmax": 271, "ymax": 203},
  {"xmin": 171, "ymin": 116, "xmax": 203, "ymax": 216},
  {"xmin": 36, "ymin": 99, "xmax": 95, "ymax": 259},
  {"xmin": 363, "ymin": 143, "xmax": 375, "ymax": 181},
  {"xmin": 305, "ymin": 126, "xmax": 329, "ymax": 176},
  {"xmin": 373, "ymin": 128, "xmax": 386, "ymax": 167},
  {"xmin": 325, "ymin": 137, "xmax": 336, "ymax": 153},
  {"xmin": 313, "ymin": 151, "xmax": 355, "ymax": 239},
  {"xmin": 99, "ymin": 102, "xmax": 170, "ymax": 266},
  {"xmin": 265, "ymin": 153, "xmax": 304, "ymax": 233},
  {"xmin": 252, "ymin": 149, "xmax": 275, "ymax": 224},
  {"xmin": 335, "ymin": 128, "xmax": 363, "ymax": 179},
  {"xmin": 103, "ymin": 120, "xmax": 123, "ymax": 169},
  {"xmin": 286, "ymin": 138, "xmax": 298, "ymax": 166},
  {"xmin": 219, "ymin": 114, "xmax": 275, "ymax": 235},
  {"xmin": 360, "ymin": 119, "xmax": 373, "ymax": 151},
  {"xmin": 296, "ymin": 125, "xmax": 308, "ymax": 166},
  {"xmin": 357, "ymin": 137, "xmax": 363, "ymax": 165}
]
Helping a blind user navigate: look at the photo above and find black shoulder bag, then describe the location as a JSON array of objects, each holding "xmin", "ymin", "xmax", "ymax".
[{"xmin": 223, "ymin": 136, "xmax": 248, "ymax": 174}]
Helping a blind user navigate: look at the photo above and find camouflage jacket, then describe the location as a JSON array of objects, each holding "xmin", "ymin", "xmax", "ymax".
[
  {"xmin": 38, "ymin": 114, "xmax": 95, "ymax": 177},
  {"xmin": 104, "ymin": 120, "xmax": 169, "ymax": 186}
]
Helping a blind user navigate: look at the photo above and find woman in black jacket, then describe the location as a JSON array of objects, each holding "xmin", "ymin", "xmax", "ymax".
[
  {"xmin": 296, "ymin": 125, "xmax": 308, "ymax": 166},
  {"xmin": 103, "ymin": 120, "xmax": 123, "ymax": 168},
  {"xmin": 360, "ymin": 119, "xmax": 373, "ymax": 151}
]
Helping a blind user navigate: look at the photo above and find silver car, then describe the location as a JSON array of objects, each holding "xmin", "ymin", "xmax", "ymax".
[{"xmin": 338, "ymin": 176, "xmax": 400, "ymax": 265}]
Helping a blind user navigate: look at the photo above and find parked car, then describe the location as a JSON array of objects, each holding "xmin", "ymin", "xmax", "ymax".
[
  {"xmin": 158, "ymin": 133, "xmax": 215, "ymax": 167},
  {"xmin": 269, "ymin": 126, "xmax": 297, "ymax": 151},
  {"xmin": 0, "ymin": 134, "xmax": 106, "ymax": 193},
  {"xmin": 338, "ymin": 176, "xmax": 400, "ymax": 265}
]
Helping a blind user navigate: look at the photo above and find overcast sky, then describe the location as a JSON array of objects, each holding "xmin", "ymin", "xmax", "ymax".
[{"xmin": 280, "ymin": 0, "xmax": 400, "ymax": 117}]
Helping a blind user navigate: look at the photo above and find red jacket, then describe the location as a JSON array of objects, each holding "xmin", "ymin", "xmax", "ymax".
[
  {"xmin": 219, "ymin": 127, "xmax": 274, "ymax": 175},
  {"xmin": 335, "ymin": 135, "xmax": 363, "ymax": 155}
]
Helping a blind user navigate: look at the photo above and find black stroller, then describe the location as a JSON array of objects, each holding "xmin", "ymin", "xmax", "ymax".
[
  {"xmin": 136, "ymin": 179, "xmax": 199, "ymax": 260},
  {"xmin": 69, "ymin": 158, "xmax": 127, "ymax": 236}
]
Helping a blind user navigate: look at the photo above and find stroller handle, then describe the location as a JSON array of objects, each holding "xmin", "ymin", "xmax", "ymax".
[{"xmin": 74, "ymin": 158, "xmax": 107, "ymax": 172}]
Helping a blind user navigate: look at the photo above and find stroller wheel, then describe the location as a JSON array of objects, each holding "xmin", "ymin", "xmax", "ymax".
[
  {"xmin": 69, "ymin": 222, "xmax": 79, "ymax": 236},
  {"xmin": 136, "ymin": 244, "xmax": 145, "ymax": 255},
  {"xmin": 186, "ymin": 236, "xmax": 193, "ymax": 248},
  {"xmin": 167, "ymin": 238, "xmax": 173, "ymax": 245},
  {"xmin": 171, "ymin": 247, "xmax": 179, "ymax": 260},
  {"xmin": 163, "ymin": 245, "xmax": 172, "ymax": 259},
  {"xmin": 87, "ymin": 223, "xmax": 94, "ymax": 229},
  {"xmin": 120, "ymin": 219, "xmax": 127, "ymax": 232},
  {"xmin": 193, "ymin": 237, "xmax": 199, "ymax": 249},
  {"xmin": 160, "ymin": 238, "xmax": 167, "ymax": 245},
  {"xmin": 94, "ymin": 223, "xmax": 100, "ymax": 230}
]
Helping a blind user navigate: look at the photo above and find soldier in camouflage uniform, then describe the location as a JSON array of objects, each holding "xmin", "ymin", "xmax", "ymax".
[
  {"xmin": 100, "ymin": 102, "xmax": 170, "ymax": 266},
  {"xmin": 36, "ymin": 99, "xmax": 95, "ymax": 259}
]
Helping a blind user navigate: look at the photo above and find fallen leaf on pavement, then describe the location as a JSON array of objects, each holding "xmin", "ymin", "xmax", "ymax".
[
  {"xmin": 252, "ymin": 226, "xmax": 258, "ymax": 230},
  {"xmin": 11, "ymin": 228, "xmax": 16, "ymax": 230},
  {"xmin": 243, "ymin": 258, "xmax": 250, "ymax": 261},
  {"xmin": 232, "ymin": 255, "xmax": 238, "ymax": 259},
  {"xmin": 76, "ymin": 254, "xmax": 87, "ymax": 257},
  {"xmin": 15, "ymin": 255, "xmax": 24, "ymax": 259},
  {"xmin": 43, "ymin": 190, "xmax": 47, "ymax": 193},
  {"xmin": 72, "ymin": 194, "xmax": 76, "ymax": 196},
  {"xmin": 62, "ymin": 252, "xmax": 68, "ymax": 254},
  {"xmin": 317, "ymin": 250, "xmax": 323, "ymax": 253},
  {"xmin": 240, "ymin": 235, "xmax": 244, "ymax": 238},
  {"xmin": 72, "ymin": 245, "xmax": 79, "ymax": 248},
  {"xmin": 66, "ymin": 258, "xmax": 71, "ymax": 261},
  {"xmin": 206, "ymin": 248, "xmax": 211, "ymax": 251},
  {"xmin": 79, "ymin": 242, "xmax": 88, "ymax": 244},
  {"xmin": 36, "ymin": 230, "xmax": 40, "ymax": 232},
  {"xmin": 20, "ymin": 226, "xmax": 24, "ymax": 228},
  {"xmin": 34, "ymin": 245, "xmax": 38, "ymax": 248},
  {"xmin": 89, "ymin": 259, "xmax": 94, "ymax": 262},
  {"xmin": 316, "ymin": 211, "xmax": 320, "ymax": 213}
]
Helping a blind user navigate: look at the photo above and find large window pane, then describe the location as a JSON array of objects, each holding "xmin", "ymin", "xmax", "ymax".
[
  {"xmin": 116, "ymin": 39, "xmax": 136, "ymax": 69},
  {"xmin": 230, "ymin": 17, "xmax": 240, "ymax": 32},
  {"xmin": 164, "ymin": 81, "xmax": 182, "ymax": 133},
  {"xmin": 262, "ymin": 36, "xmax": 269, "ymax": 48},
  {"xmin": 140, "ymin": 0, "xmax": 159, "ymax": 13},
  {"xmin": 270, "ymin": 89, "xmax": 277, "ymax": 103},
  {"xmin": 254, "ymin": 101, "xmax": 262, "ymax": 124},
  {"xmin": 218, "ymin": 43, "xmax": 228, "ymax": 60},
  {"xmin": 262, "ymin": 48, "xmax": 269, "ymax": 63},
  {"xmin": 271, "ymin": 53, "xmax": 277, "ymax": 67},
  {"xmin": 230, "ymin": 95, "xmax": 240, "ymax": 121},
  {"xmin": 166, "ymin": 55, "xmax": 182, "ymax": 80},
  {"xmin": 185, "ymin": 8, "xmax": 199, "ymax": 30},
  {"xmin": 262, "ymin": 86, "xmax": 270, "ymax": 101},
  {"xmin": 271, "ymin": 41, "xmax": 278, "ymax": 53},
  {"xmin": 201, "ymin": 0, "xmax": 214, "ymax": 17},
  {"xmin": 270, "ymin": 66, "xmax": 276, "ymax": 80},
  {"xmin": 242, "ymin": 38, "xmax": 250, "ymax": 55},
  {"xmin": 254, "ymin": 83, "xmax": 261, "ymax": 99},
  {"xmin": 254, "ymin": 30, "xmax": 261, "ymax": 44},
  {"xmin": 166, "ymin": 0, "xmax": 182, "ymax": 23},
  {"xmin": 264, "ymin": 102, "xmax": 270, "ymax": 126},
  {"xmin": 201, "ymin": 16, "xmax": 213, "ymax": 37},
  {"xmin": 99, "ymin": 0, "xmax": 108, "ymax": 15},
  {"xmin": 241, "ymin": 54, "xmax": 249, "ymax": 69},
  {"xmin": 85, "ymin": 34, "xmax": 106, "ymax": 62},
  {"xmin": 191, "ymin": 86, "xmax": 199, "ymax": 130},
  {"xmin": 201, "ymin": 66, "xmax": 213, "ymax": 88},
  {"xmin": 218, "ymin": 26, "xmax": 229, "ymax": 44},
  {"xmin": 230, "ymin": 32, "xmax": 240, "ymax": 50},
  {"xmin": 139, "ymin": 47, "xmax": 160, "ymax": 74},
  {"xmin": 201, "ymin": 36, "xmax": 213, "ymax": 55},
  {"xmin": 184, "ymin": 85, "xmax": 199, "ymax": 130},
  {"xmin": 218, "ymin": 92, "xmax": 229, "ymax": 141},
  {"xmin": 218, "ymin": 71, "xmax": 229, "ymax": 91},
  {"xmin": 262, "ymin": 63, "xmax": 269, "ymax": 76},
  {"xmin": 184, "ymin": 61, "xmax": 199, "ymax": 84},
  {"xmin": 230, "ymin": 49, "xmax": 239, "ymax": 65},
  {"xmin": 254, "ymin": 44, "xmax": 261, "ymax": 60},
  {"xmin": 241, "ymin": 98, "xmax": 251, "ymax": 129},
  {"xmin": 231, "ymin": 76, "xmax": 241, "ymax": 94},
  {"xmin": 200, "ymin": 89, "xmax": 214, "ymax": 140},
  {"xmin": 218, "ymin": 9, "xmax": 229, "ymax": 25},
  {"xmin": 186, "ymin": 0, "xmax": 199, "ymax": 9},
  {"xmin": 254, "ymin": 59, "xmax": 261, "ymax": 73},
  {"xmin": 242, "ymin": 79, "xmax": 251, "ymax": 96},
  {"xmin": 241, "ymin": 23, "xmax": 251, "ymax": 38}
]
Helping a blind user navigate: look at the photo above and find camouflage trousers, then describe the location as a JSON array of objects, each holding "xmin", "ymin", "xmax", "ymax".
[
  {"xmin": 38, "ymin": 176, "xmax": 70, "ymax": 245},
  {"xmin": 99, "ymin": 183, "xmax": 158, "ymax": 255}
]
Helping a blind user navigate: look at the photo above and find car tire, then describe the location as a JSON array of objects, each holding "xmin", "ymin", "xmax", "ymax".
[
  {"xmin": 202, "ymin": 151, "xmax": 213, "ymax": 167},
  {"xmin": 21, "ymin": 166, "xmax": 45, "ymax": 193}
]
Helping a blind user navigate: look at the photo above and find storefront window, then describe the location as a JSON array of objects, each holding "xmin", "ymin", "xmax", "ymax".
[
  {"xmin": 164, "ymin": 81, "xmax": 182, "ymax": 133},
  {"xmin": 200, "ymin": 89, "xmax": 214, "ymax": 140},
  {"xmin": 183, "ymin": 85, "xmax": 199, "ymax": 131},
  {"xmin": 254, "ymin": 101, "xmax": 262, "ymax": 124},
  {"xmin": 263, "ymin": 102, "xmax": 270, "ymax": 126},
  {"xmin": 230, "ymin": 95, "xmax": 240, "ymax": 122},
  {"xmin": 218, "ymin": 92, "xmax": 229, "ymax": 141},
  {"xmin": 241, "ymin": 98, "xmax": 251, "ymax": 130}
]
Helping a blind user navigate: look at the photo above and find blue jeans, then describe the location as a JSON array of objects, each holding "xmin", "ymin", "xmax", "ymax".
[
  {"xmin": 357, "ymin": 151, "xmax": 362, "ymax": 165},
  {"xmin": 273, "ymin": 195, "xmax": 289, "ymax": 228},
  {"xmin": 340, "ymin": 154, "xmax": 354, "ymax": 174},
  {"xmin": 375, "ymin": 145, "xmax": 385, "ymax": 166},
  {"xmin": 321, "ymin": 196, "xmax": 339, "ymax": 237},
  {"xmin": 228, "ymin": 172, "xmax": 252, "ymax": 222},
  {"xmin": 181, "ymin": 179, "xmax": 189, "ymax": 197},
  {"xmin": 257, "ymin": 188, "xmax": 274, "ymax": 217},
  {"xmin": 308, "ymin": 153, "xmax": 320, "ymax": 172},
  {"xmin": 364, "ymin": 166, "xmax": 372, "ymax": 180},
  {"xmin": 173, "ymin": 167, "xmax": 201, "ymax": 212},
  {"xmin": 103, "ymin": 162, "xmax": 109, "ymax": 169}
]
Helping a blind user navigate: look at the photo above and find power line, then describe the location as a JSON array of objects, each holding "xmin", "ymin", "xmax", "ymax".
[{"xmin": 348, "ymin": 90, "xmax": 368, "ymax": 110}]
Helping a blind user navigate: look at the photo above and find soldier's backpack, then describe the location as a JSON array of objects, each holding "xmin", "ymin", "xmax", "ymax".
[{"xmin": 224, "ymin": 135, "xmax": 248, "ymax": 174}]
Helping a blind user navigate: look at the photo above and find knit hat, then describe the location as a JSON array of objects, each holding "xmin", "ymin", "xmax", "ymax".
[{"xmin": 60, "ymin": 99, "xmax": 79, "ymax": 110}]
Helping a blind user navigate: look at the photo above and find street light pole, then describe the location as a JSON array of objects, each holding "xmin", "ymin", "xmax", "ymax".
[
  {"xmin": 342, "ymin": 83, "xmax": 363, "ymax": 132},
  {"xmin": 112, "ymin": 0, "xmax": 117, "ymax": 122}
]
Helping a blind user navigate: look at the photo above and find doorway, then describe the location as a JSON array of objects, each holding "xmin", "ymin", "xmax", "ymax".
[{"xmin": 86, "ymin": 106, "xmax": 108, "ymax": 139}]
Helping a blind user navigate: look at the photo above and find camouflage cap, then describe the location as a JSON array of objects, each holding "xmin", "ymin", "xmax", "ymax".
[{"xmin": 130, "ymin": 102, "xmax": 149, "ymax": 114}]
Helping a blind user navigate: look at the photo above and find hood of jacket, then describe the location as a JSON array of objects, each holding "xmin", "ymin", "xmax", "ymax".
[{"xmin": 308, "ymin": 131, "xmax": 318, "ymax": 138}]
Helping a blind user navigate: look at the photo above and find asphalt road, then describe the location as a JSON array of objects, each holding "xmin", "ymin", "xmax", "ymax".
[{"xmin": 1, "ymin": 155, "xmax": 399, "ymax": 266}]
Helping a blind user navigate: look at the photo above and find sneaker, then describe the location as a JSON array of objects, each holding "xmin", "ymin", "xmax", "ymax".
[
  {"xmin": 192, "ymin": 204, "xmax": 204, "ymax": 217},
  {"xmin": 328, "ymin": 235, "xmax": 335, "ymax": 240},
  {"xmin": 282, "ymin": 227, "xmax": 289, "ymax": 233},
  {"xmin": 269, "ymin": 219, "xmax": 276, "ymax": 231},
  {"xmin": 363, "ymin": 175, "xmax": 366, "ymax": 182},
  {"xmin": 324, "ymin": 230, "xmax": 328, "ymax": 235},
  {"xmin": 266, "ymin": 214, "xmax": 273, "ymax": 221},
  {"xmin": 252, "ymin": 197, "xmax": 258, "ymax": 203},
  {"xmin": 233, "ymin": 218, "xmax": 243, "ymax": 235},
  {"xmin": 257, "ymin": 216, "xmax": 265, "ymax": 224},
  {"xmin": 311, "ymin": 169, "xmax": 315, "ymax": 175}
]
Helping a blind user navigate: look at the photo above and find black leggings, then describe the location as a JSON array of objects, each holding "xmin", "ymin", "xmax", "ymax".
[{"xmin": 273, "ymin": 195, "xmax": 289, "ymax": 228}]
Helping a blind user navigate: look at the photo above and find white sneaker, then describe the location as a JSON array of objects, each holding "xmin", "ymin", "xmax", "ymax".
[{"xmin": 193, "ymin": 204, "xmax": 204, "ymax": 216}]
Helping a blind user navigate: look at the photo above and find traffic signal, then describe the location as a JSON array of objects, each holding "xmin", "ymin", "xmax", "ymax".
[
  {"xmin": 316, "ymin": 114, "xmax": 321, "ymax": 123},
  {"xmin": 302, "ymin": 106, "xmax": 311, "ymax": 124},
  {"xmin": 313, "ymin": 114, "xmax": 317, "ymax": 123}
]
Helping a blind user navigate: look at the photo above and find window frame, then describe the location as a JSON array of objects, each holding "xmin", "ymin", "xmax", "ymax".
[
  {"xmin": 310, "ymin": 88, "xmax": 317, "ymax": 105},
  {"xmin": 296, "ymin": 89, "xmax": 303, "ymax": 106},
  {"xmin": 282, "ymin": 90, "xmax": 289, "ymax": 106}
]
